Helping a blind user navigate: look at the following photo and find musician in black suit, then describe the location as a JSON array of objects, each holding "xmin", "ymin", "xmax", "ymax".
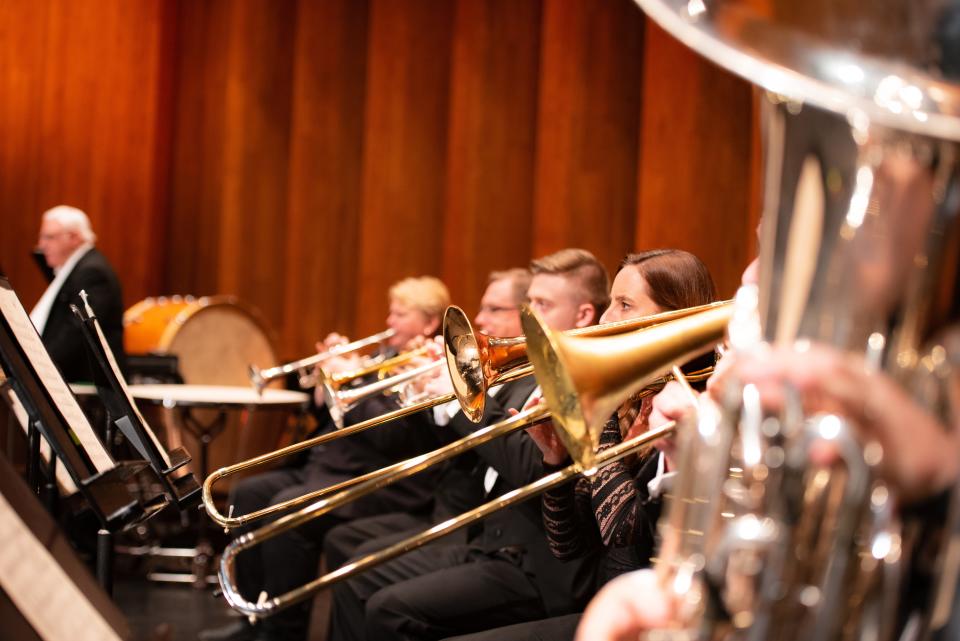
[
  {"xmin": 203, "ymin": 277, "xmax": 451, "ymax": 641},
  {"xmin": 30, "ymin": 205, "xmax": 125, "ymax": 383},
  {"xmin": 322, "ymin": 268, "xmax": 534, "ymax": 572},
  {"xmin": 450, "ymin": 249, "xmax": 719, "ymax": 641},
  {"xmin": 328, "ymin": 249, "xmax": 611, "ymax": 641}
]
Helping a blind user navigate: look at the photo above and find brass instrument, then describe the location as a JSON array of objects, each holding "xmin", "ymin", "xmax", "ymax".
[
  {"xmin": 216, "ymin": 303, "xmax": 732, "ymax": 617},
  {"xmin": 629, "ymin": 1, "xmax": 960, "ymax": 640},
  {"xmin": 247, "ymin": 328, "xmax": 396, "ymax": 394},
  {"xmin": 203, "ymin": 302, "xmax": 730, "ymax": 530},
  {"xmin": 444, "ymin": 299, "xmax": 731, "ymax": 422},
  {"xmin": 317, "ymin": 346, "xmax": 436, "ymax": 429}
]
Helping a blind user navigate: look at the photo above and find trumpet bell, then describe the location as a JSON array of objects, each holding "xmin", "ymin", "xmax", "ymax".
[{"xmin": 521, "ymin": 303, "xmax": 733, "ymax": 469}]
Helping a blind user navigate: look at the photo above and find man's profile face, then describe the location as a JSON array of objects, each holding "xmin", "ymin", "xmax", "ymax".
[
  {"xmin": 37, "ymin": 220, "xmax": 83, "ymax": 270},
  {"xmin": 526, "ymin": 273, "xmax": 594, "ymax": 332},
  {"xmin": 473, "ymin": 278, "xmax": 522, "ymax": 338}
]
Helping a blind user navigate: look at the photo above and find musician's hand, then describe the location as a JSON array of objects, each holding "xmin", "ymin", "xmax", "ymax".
[
  {"xmin": 516, "ymin": 397, "xmax": 568, "ymax": 466},
  {"xmin": 706, "ymin": 347, "xmax": 736, "ymax": 402},
  {"xmin": 403, "ymin": 334, "xmax": 431, "ymax": 351},
  {"xmin": 323, "ymin": 332, "xmax": 348, "ymax": 349},
  {"xmin": 649, "ymin": 381, "xmax": 698, "ymax": 465},
  {"xmin": 730, "ymin": 344, "xmax": 960, "ymax": 502},
  {"xmin": 318, "ymin": 333, "xmax": 362, "ymax": 376},
  {"xmin": 420, "ymin": 368, "xmax": 453, "ymax": 398},
  {"xmin": 575, "ymin": 569, "xmax": 673, "ymax": 641}
]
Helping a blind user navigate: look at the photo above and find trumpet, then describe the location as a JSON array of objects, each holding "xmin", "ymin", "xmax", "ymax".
[
  {"xmin": 204, "ymin": 302, "xmax": 731, "ymax": 530},
  {"xmin": 319, "ymin": 357, "xmax": 444, "ymax": 429},
  {"xmin": 247, "ymin": 328, "xmax": 396, "ymax": 394},
  {"xmin": 216, "ymin": 303, "xmax": 733, "ymax": 617}
]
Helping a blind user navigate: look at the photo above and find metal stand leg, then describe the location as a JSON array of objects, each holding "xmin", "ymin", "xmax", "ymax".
[
  {"xmin": 179, "ymin": 409, "xmax": 227, "ymax": 588},
  {"xmin": 45, "ymin": 454, "xmax": 58, "ymax": 514},
  {"xmin": 97, "ymin": 528, "xmax": 114, "ymax": 596},
  {"xmin": 27, "ymin": 420, "xmax": 41, "ymax": 494}
]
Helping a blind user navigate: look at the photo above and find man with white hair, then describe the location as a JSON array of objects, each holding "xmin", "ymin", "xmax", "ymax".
[{"xmin": 30, "ymin": 205, "xmax": 125, "ymax": 382}]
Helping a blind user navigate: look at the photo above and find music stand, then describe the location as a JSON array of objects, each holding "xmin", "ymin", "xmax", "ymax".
[
  {"xmin": 129, "ymin": 383, "xmax": 309, "ymax": 586},
  {"xmin": 0, "ymin": 277, "xmax": 167, "ymax": 593},
  {"xmin": 71, "ymin": 291, "xmax": 200, "ymax": 511}
]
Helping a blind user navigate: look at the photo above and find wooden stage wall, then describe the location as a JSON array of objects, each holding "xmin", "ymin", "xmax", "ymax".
[{"xmin": 0, "ymin": 0, "xmax": 759, "ymax": 361}]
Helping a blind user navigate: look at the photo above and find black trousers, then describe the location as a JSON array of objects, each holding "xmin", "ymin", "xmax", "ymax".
[
  {"xmin": 442, "ymin": 613, "xmax": 581, "ymax": 641},
  {"xmin": 229, "ymin": 466, "xmax": 352, "ymax": 641},
  {"xmin": 330, "ymin": 544, "xmax": 548, "ymax": 641},
  {"xmin": 324, "ymin": 512, "xmax": 470, "ymax": 572},
  {"xmin": 324, "ymin": 512, "xmax": 432, "ymax": 571}
]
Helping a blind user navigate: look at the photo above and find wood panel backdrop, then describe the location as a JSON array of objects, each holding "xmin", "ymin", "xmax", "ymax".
[{"xmin": 0, "ymin": 0, "xmax": 759, "ymax": 362}]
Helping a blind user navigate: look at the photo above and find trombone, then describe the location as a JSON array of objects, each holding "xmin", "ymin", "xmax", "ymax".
[
  {"xmin": 444, "ymin": 299, "xmax": 731, "ymax": 421},
  {"xmin": 217, "ymin": 303, "xmax": 733, "ymax": 617},
  {"xmin": 203, "ymin": 301, "xmax": 732, "ymax": 529},
  {"xmin": 248, "ymin": 328, "xmax": 396, "ymax": 394}
]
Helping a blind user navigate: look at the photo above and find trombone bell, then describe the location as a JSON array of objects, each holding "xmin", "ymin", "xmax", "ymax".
[
  {"xmin": 521, "ymin": 304, "xmax": 733, "ymax": 469},
  {"xmin": 443, "ymin": 306, "xmax": 487, "ymax": 422}
]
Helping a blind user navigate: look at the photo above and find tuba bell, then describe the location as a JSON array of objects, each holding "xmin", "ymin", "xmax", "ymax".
[{"xmin": 629, "ymin": 1, "xmax": 960, "ymax": 640}]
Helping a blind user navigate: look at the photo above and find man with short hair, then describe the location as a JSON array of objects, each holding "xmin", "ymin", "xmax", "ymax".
[
  {"xmin": 322, "ymin": 267, "xmax": 533, "ymax": 575},
  {"xmin": 30, "ymin": 205, "xmax": 125, "ymax": 382},
  {"xmin": 527, "ymin": 248, "xmax": 611, "ymax": 331},
  {"xmin": 328, "ymin": 249, "xmax": 611, "ymax": 641}
]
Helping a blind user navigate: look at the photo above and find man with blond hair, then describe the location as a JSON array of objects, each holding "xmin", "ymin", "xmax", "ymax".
[{"xmin": 30, "ymin": 205, "xmax": 125, "ymax": 382}]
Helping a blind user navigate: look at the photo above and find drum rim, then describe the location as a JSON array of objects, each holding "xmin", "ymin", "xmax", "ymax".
[{"xmin": 123, "ymin": 295, "xmax": 279, "ymax": 356}]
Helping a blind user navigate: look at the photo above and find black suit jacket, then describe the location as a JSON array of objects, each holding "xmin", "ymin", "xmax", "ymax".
[
  {"xmin": 41, "ymin": 248, "xmax": 125, "ymax": 383},
  {"xmin": 307, "ymin": 391, "xmax": 445, "ymax": 519},
  {"xmin": 446, "ymin": 375, "xmax": 602, "ymax": 616}
]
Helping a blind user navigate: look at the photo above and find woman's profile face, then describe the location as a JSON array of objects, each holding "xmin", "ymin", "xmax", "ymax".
[{"xmin": 600, "ymin": 266, "xmax": 662, "ymax": 324}]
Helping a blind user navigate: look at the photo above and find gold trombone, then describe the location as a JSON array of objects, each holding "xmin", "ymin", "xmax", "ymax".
[
  {"xmin": 203, "ymin": 301, "xmax": 731, "ymax": 530},
  {"xmin": 444, "ymin": 299, "xmax": 731, "ymax": 421},
  {"xmin": 216, "ymin": 303, "xmax": 733, "ymax": 617},
  {"xmin": 247, "ymin": 328, "xmax": 397, "ymax": 394}
]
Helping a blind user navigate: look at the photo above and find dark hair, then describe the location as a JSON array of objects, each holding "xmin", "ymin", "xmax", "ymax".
[
  {"xmin": 620, "ymin": 249, "xmax": 718, "ymax": 388},
  {"xmin": 530, "ymin": 248, "xmax": 611, "ymax": 314},
  {"xmin": 619, "ymin": 249, "xmax": 717, "ymax": 312}
]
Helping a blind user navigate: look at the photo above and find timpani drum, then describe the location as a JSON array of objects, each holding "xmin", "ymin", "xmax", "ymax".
[
  {"xmin": 123, "ymin": 296, "xmax": 276, "ymax": 386},
  {"xmin": 123, "ymin": 296, "xmax": 297, "ymax": 487}
]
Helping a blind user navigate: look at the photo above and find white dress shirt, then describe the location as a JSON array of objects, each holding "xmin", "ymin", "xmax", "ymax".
[{"xmin": 29, "ymin": 243, "xmax": 94, "ymax": 334}]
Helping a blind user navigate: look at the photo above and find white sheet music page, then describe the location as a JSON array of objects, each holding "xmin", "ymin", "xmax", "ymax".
[
  {"xmin": 0, "ymin": 491, "xmax": 123, "ymax": 641},
  {"xmin": 82, "ymin": 293, "xmax": 171, "ymax": 468},
  {"xmin": 0, "ymin": 284, "xmax": 114, "ymax": 473},
  {"xmin": 0, "ymin": 378, "xmax": 79, "ymax": 494}
]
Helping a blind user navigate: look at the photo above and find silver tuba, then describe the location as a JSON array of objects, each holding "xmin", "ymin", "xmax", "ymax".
[{"xmin": 630, "ymin": 1, "xmax": 960, "ymax": 640}]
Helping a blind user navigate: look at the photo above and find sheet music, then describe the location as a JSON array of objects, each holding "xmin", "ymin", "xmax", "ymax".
[
  {"xmin": 0, "ymin": 285, "xmax": 113, "ymax": 473},
  {"xmin": 0, "ymin": 370, "xmax": 78, "ymax": 494},
  {"xmin": 82, "ymin": 293, "xmax": 171, "ymax": 468},
  {"xmin": 0, "ymin": 491, "xmax": 123, "ymax": 641}
]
